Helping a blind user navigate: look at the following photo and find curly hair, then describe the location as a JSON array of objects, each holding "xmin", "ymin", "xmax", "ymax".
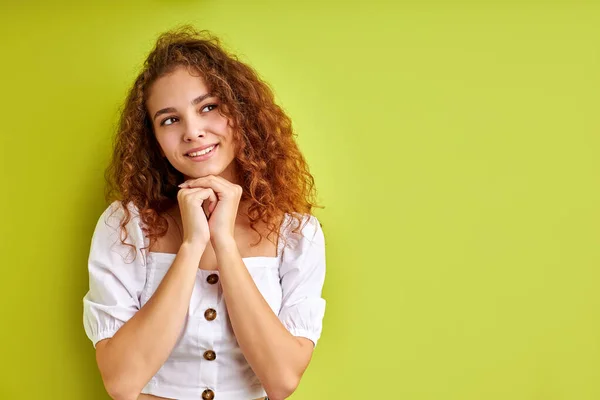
[{"xmin": 103, "ymin": 25, "xmax": 322, "ymax": 263}]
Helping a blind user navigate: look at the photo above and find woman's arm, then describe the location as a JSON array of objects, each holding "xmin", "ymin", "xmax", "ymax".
[
  {"xmin": 214, "ymin": 239, "xmax": 314, "ymax": 400},
  {"xmin": 96, "ymin": 242, "xmax": 205, "ymax": 400},
  {"xmin": 176, "ymin": 175, "xmax": 320, "ymax": 400}
]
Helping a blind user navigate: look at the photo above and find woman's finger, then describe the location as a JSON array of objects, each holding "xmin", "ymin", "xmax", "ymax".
[
  {"xmin": 179, "ymin": 187, "xmax": 219, "ymax": 218},
  {"xmin": 180, "ymin": 175, "xmax": 241, "ymax": 198},
  {"xmin": 179, "ymin": 187, "xmax": 216, "ymax": 204},
  {"xmin": 203, "ymin": 188, "xmax": 218, "ymax": 217},
  {"xmin": 179, "ymin": 175, "xmax": 225, "ymax": 192}
]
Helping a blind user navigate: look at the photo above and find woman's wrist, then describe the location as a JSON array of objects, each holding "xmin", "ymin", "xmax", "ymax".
[
  {"xmin": 211, "ymin": 235, "xmax": 237, "ymax": 255},
  {"xmin": 179, "ymin": 240, "xmax": 207, "ymax": 261}
]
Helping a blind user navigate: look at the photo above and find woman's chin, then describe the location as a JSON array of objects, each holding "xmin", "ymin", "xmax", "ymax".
[
  {"xmin": 183, "ymin": 167, "xmax": 224, "ymax": 180},
  {"xmin": 179, "ymin": 159, "xmax": 235, "ymax": 182}
]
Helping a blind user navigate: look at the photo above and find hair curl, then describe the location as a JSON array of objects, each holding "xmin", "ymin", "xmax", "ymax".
[{"xmin": 104, "ymin": 25, "xmax": 322, "ymax": 263}]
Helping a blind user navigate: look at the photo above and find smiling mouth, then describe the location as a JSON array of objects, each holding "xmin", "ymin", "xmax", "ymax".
[{"xmin": 186, "ymin": 144, "xmax": 218, "ymax": 157}]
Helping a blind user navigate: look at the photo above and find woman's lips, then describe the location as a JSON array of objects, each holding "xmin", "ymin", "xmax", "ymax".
[{"xmin": 186, "ymin": 144, "xmax": 218, "ymax": 162}]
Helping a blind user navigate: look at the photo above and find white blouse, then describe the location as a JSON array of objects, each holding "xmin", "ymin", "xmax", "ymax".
[{"xmin": 83, "ymin": 200, "xmax": 327, "ymax": 400}]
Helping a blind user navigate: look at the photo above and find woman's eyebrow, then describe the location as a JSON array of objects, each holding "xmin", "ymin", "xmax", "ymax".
[{"xmin": 153, "ymin": 92, "xmax": 214, "ymax": 121}]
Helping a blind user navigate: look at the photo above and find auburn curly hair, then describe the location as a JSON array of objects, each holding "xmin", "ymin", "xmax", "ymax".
[{"xmin": 104, "ymin": 25, "xmax": 322, "ymax": 262}]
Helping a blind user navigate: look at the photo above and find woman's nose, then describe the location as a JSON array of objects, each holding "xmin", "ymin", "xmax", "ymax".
[
  {"xmin": 183, "ymin": 129, "xmax": 205, "ymax": 141},
  {"xmin": 182, "ymin": 116, "xmax": 207, "ymax": 141}
]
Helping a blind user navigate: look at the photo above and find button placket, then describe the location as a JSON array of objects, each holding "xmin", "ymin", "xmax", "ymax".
[{"xmin": 198, "ymin": 270, "xmax": 221, "ymax": 397}]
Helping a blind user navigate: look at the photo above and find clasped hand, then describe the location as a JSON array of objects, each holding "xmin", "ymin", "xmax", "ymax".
[{"xmin": 177, "ymin": 175, "xmax": 242, "ymax": 247}]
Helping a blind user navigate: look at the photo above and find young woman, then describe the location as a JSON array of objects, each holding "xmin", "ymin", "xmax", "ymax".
[{"xmin": 82, "ymin": 26, "xmax": 327, "ymax": 400}]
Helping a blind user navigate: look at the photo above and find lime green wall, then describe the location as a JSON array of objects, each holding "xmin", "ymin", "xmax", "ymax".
[{"xmin": 1, "ymin": 1, "xmax": 598, "ymax": 398}]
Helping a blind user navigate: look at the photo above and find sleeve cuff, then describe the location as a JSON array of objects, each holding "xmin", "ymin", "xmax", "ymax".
[
  {"xmin": 287, "ymin": 328, "xmax": 321, "ymax": 348},
  {"xmin": 279, "ymin": 298, "xmax": 326, "ymax": 349},
  {"xmin": 90, "ymin": 327, "xmax": 123, "ymax": 349}
]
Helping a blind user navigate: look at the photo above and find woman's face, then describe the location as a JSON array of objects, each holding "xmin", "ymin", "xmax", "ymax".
[{"xmin": 146, "ymin": 65, "xmax": 238, "ymax": 183}]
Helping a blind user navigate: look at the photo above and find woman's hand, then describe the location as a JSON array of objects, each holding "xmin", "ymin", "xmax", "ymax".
[
  {"xmin": 177, "ymin": 185, "xmax": 218, "ymax": 248},
  {"xmin": 178, "ymin": 175, "xmax": 242, "ymax": 248}
]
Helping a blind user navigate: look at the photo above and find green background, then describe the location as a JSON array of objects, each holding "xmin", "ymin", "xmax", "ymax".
[{"xmin": 1, "ymin": 0, "xmax": 599, "ymax": 398}]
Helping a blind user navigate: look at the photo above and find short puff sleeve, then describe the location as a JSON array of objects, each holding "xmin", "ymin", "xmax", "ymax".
[
  {"xmin": 82, "ymin": 200, "xmax": 147, "ymax": 348},
  {"xmin": 278, "ymin": 214, "xmax": 327, "ymax": 348}
]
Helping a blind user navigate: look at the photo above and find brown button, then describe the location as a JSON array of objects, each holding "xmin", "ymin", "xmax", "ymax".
[
  {"xmin": 203, "ymin": 350, "xmax": 216, "ymax": 361},
  {"xmin": 204, "ymin": 308, "xmax": 217, "ymax": 321},
  {"xmin": 201, "ymin": 389, "xmax": 214, "ymax": 400},
  {"xmin": 206, "ymin": 273, "xmax": 219, "ymax": 285}
]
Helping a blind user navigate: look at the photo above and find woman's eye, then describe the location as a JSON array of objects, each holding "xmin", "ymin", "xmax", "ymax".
[
  {"xmin": 161, "ymin": 117, "xmax": 176, "ymax": 126},
  {"xmin": 160, "ymin": 104, "xmax": 217, "ymax": 127},
  {"xmin": 201, "ymin": 104, "xmax": 218, "ymax": 112}
]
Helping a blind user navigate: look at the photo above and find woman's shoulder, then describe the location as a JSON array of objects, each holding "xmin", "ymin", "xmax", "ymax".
[
  {"xmin": 92, "ymin": 200, "xmax": 145, "ymax": 266},
  {"xmin": 104, "ymin": 199, "xmax": 141, "ymax": 217},
  {"xmin": 278, "ymin": 212, "xmax": 326, "ymax": 274},
  {"xmin": 94, "ymin": 200, "xmax": 145, "ymax": 252},
  {"xmin": 98, "ymin": 200, "xmax": 143, "ymax": 228},
  {"xmin": 282, "ymin": 212, "xmax": 322, "ymax": 239}
]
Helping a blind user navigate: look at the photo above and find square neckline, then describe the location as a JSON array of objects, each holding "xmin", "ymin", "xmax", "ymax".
[{"xmin": 145, "ymin": 213, "xmax": 288, "ymax": 268}]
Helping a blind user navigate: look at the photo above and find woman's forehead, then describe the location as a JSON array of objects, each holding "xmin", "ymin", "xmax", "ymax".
[{"xmin": 147, "ymin": 70, "xmax": 212, "ymax": 112}]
